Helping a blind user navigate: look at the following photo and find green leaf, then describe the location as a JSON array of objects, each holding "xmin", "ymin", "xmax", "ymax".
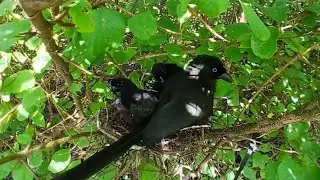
[
  {"xmin": 164, "ymin": 43, "xmax": 185, "ymax": 64},
  {"xmin": 215, "ymin": 80, "xmax": 239, "ymax": 106},
  {"xmin": 2, "ymin": 70, "xmax": 35, "ymax": 94},
  {"xmin": 28, "ymin": 151, "xmax": 43, "ymax": 168},
  {"xmin": 225, "ymin": 23, "xmax": 251, "ymax": 41},
  {"xmin": 97, "ymin": 165, "xmax": 118, "ymax": 179},
  {"xmin": 25, "ymin": 36, "xmax": 41, "ymax": 50},
  {"xmin": 0, "ymin": 0, "xmax": 17, "ymax": 16},
  {"xmin": 0, "ymin": 20, "xmax": 31, "ymax": 51},
  {"xmin": 242, "ymin": 166, "xmax": 256, "ymax": 180},
  {"xmin": 217, "ymin": 150, "xmax": 235, "ymax": 164},
  {"xmin": 264, "ymin": 0, "xmax": 289, "ymax": 23},
  {"xmin": 302, "ymin": 13, "xmax": 317, "ymax": 27},
  {"xmin": 177, "ymin": 2, "xmax": 191, "ymax": 24},
  {"xmin": 241, "ymin": 2, "xmax": 270, "ymax": 41},
  {"xmin": 265, "ymin": 161, "xmax": 280, "ymax": 180},
  {"xmin": 129, "ymin": 71, "xmax": 141, "ymax": 88},
  {"xmin": 22, "ymin": 87, "xmax": 46, "ymax": 113},
  {"xmin": 69, "ymin": 0, "xmax": 95, "ymax": 33},
  {"xmin": 166, "ymin": 0, "xmax": 179, "ymax": 15},
  {"xmin": 16, "ymin": 104, "xmax": 29, "ymax": 121},
  {"xmin": 277, "ymin": 157, "xmax": 303, "ymax": 180},
  {"xmin": 0, "ymin": 52, "xmax": 11, "ymax": 72},
  {"xmin": 32, "ymin": 111, "xmax": 45, "ymax": 127},
  {"xmin": 32, "ymin": 43, "xmax": 52, "ymax": 73},
  {"xmin": 284, "ymin": 67, "xmax": 308, "ymax": 82},
  {"xmin": 111, "ymin": 48, "xmax": 137, "ymax": 64},
  {"xmin": 82, "ymin": 8, "xmax": 126, "ymax": 64},
  {"xmin": 75, "ymin": 137, "xmax": 89, "ymax": 148},
  {"xmin": 284, "ymin": 122, "xmax": 309, "ymax": 140},
  {"xmin": 17, "ymin": 133, "xmax": 32, "ymax": 145},
  {"xmin": 197, "ymin": 0, "xmax": 229, "ymax": 18},
  {"xmin": 224, "ymin": 46, "xmax": 243, "ymax": 63},
  {"xmin": 252, "ymin": 152, "xmax": 269, "ymax": 169},
  {"xmin": 0, "ymin": 152, "xmax": 17, "ymax": 179},
  {"xmin": 128, "ymin": 11, "xmax": 157, "ymax": 40},
  {"xmin": 71, "ymin": 83, "xmax": 83, "ymax": 95},
  {"xmin": 140, "ymin": 162, "xmax": 160, "ymax": 180},
  {"xmin": 12, "ymin": 164, "xmax": 33, "ymax": 180},
  {"xmin": 140, "ymin": 34, "xmax": 167, "ymax": 46},
  {"xmin": 306, "ymin": 4, "xmax": 320, "ymax": 14},
  {"xmin": 48, "ymin": 149, "xmax": 71, "ymax": 173},
  {"xmin": 251, "ymin": 27, "xmax": 279, "ymax": 59}
]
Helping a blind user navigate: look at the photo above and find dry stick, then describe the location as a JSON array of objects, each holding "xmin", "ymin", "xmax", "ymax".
[
  {"xmin": 237, "ymin": 42, "xmax": 320, "ymax": 124},
  {"xmin": 0, "ymin": 132, "xmax": 102, "ymax": 165},
  {"xmin": 194, "ymin": 139, "xmax": 225, "ymax": 177},
  {"xmin": 18, "ymin": 0, "xmax": 84, "ymax": 118}
]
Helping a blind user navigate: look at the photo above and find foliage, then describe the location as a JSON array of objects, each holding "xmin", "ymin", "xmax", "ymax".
[{"xmin": 0, "ymin": 0, "xmax": 319, "ymax": 179}]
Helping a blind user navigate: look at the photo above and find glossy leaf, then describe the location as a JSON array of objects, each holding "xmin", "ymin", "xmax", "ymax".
[
  {"xmin": 0, "ymin": 0, "xmax": 17, "ymax": 16},
  {"xmin": 0, "ymin": 20, "xmax": 31, "ymax": 51},
  {"xmin": 22, "ymin": 87, "xmax": 46, "ymax": 113},
  {"xmin": 2, "ymin": 70, "xmax": 35, "ymax": 94},
  {"xmin": 48, "ymin": 149, "xmax": 71, "ymax": 173},
  {"xmin": 241, "ymin": 2, "xmax": 270, "ymax": 41},
  {"xmin": 128, "ymin": 11, "xmax": 157, "ymax": 40},
  {"xmin": 265, "ymin": 0, "xmax": 289, "ymax": 23},
  {"xmin": 198, "ymin": 0, "xmax": 229, "ymax": 18},
  {"xmin": 12, "ymin": 164, "xmax": 33, "ymax": 180},
  {"xmin": 251, "ymin": 27, "xmax": 279, "ymax": 59},
  {"xmin": 164, "ymin": 43, "xmax": 185, "ymax": 64},
  {"xmin": 224, "ymin": 46, "xmax": 243, "ymax": 62},
  {"xmin": 69, "ymin": 0, "xmax": 95, "ymax": 33},
  {"xmin": 32, "ymin": 43, "xmax": 52, "ymax": 73},
  {"xmin": 225, "ymin": 23, "xmax": 251, "ymax": 41},
  {"xmin": 277, "ymin": 157, "xmax": 303, "ymax": 180},
  {"xmin": 82, "ymin": 8, "xmax": 126, "ymax": 64},
  {"xmin": 111, "ymin": 48, "xmax": 137, "ymax": 64},
  {"xmin": 28, "ymin": 151, "xmax": 43, "ymax": 168}
]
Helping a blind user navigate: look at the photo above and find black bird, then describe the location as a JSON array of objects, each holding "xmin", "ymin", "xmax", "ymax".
[
  {"xmin": 105, "ymin": 63, "xmax": 184, "ymax": 127},
  {"xmin": 105, "ymin": 77, "xmax": 157, "ymax": 128},
  {"xmin": 54, "ymin": 55, "xmax": 232, "ymax": 180},
  {"xmin": 145, "ymin": 63, "xmax": 184, "ymax": 98}
]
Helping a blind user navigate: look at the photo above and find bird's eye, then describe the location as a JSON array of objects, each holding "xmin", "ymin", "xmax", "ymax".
[{"xmin": 212, "ymin": 68, "xmax": 218, "ymax": 72}]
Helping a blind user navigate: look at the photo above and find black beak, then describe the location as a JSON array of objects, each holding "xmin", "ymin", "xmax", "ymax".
[{"xmin": 218, "ymin": 73, "xmax": 233, "ymax": 83}]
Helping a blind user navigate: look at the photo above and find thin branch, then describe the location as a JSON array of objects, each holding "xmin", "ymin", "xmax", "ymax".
[
  {"xmin": 194, "ymin": 138, "xmax": 225, "ymax": 177},
  {"xmin": 237, "ymin": 42, "xmax": 320, "ymax": 123},
  {"xmin": 18, "ymin": 0, "xmax": 85, "ymax": 118},
  {"xmin": 106, "ymin": 52, "xmax": 128, "ymax": 78},
  {"xmin": 188, "ymin": 7, "xmax": 229, "ymax": 42},
  {"xmin": 0, "ymin": 132, "xmax": 102, "ymax": 165},
  {"xmin": 134, "ymin": 49, "xmax": 196, "ymax": 61}
]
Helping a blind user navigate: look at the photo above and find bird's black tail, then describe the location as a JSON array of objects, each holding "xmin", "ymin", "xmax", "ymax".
[{"xmin": 54, "ymin": 133, "xmax": 141, "ymax": 180}]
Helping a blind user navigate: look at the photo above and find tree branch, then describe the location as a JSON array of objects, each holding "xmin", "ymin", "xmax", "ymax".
[
  {"xmin": 0, "ymin": 132, "xmax": 102, "ymax": 165},
  {"xmin": 18, "ymin": 0, "xmax": 85, "ymax": 118}
]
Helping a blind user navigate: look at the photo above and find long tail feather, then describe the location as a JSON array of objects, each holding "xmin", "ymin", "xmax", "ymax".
[{"xmin": 54, "ymin": 133, "xmax": 140, "ymax": 180}]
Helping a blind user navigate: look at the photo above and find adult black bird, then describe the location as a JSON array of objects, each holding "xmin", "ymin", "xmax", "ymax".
[{"xmin": 54, "ymin": 55, "xmax": 232, "ymax": 180}]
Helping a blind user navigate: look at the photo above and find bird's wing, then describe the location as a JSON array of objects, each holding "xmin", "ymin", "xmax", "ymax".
[{"xmin": 141, "ymin": 96, "xmax": 205, "ymax": 147}]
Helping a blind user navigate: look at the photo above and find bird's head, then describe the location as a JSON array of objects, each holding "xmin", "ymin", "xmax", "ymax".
[
  {"xmin": 187, "ymin": 55, "xmax": 232, "ymax": 83},
  {"xmin": 104, "ymin": 78, "xmax": 138, "ymax": 96}
]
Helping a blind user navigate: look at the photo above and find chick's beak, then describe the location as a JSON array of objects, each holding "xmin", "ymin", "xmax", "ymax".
[{"xmin": 218, "ymin": 73, "xmax": 233, "ymax": 83}]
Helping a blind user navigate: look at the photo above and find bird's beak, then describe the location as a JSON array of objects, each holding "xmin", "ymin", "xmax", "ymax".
[{"xmin": 218, "ymin": 73, "xmax": 233, "ymax": 83}]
